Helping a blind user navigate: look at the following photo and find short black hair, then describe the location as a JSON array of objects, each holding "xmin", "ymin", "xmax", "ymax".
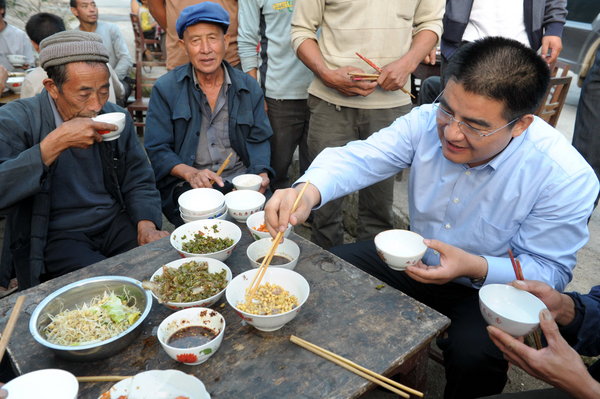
[
  {"xmin": 46, "ymin": 61, "xmax": 108, "ymax": 91},
  {"xmin": 25, "ymin": 13, "xmax": 66, "ymax": 45},
  {"xmin": 443, "ymin": 37, "xmax": 550, "ymax": 121},
  {"xmin": 0, "ymin": 0, "xmax": 5, "ymax": 18},
  {"xmin": 70, "ymin": 0, "xmax": 78, "ymax": 7}
]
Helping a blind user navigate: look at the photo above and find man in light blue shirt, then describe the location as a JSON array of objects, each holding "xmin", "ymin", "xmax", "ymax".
[{"xmin": 264, "ymin": 37, "xmax": 599, "ymax": 398}]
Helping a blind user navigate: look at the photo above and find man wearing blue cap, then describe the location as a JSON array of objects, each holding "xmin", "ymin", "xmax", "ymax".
[{"xmin": 144, "ymin": 2, "xmax": 274, "ymax": 226}]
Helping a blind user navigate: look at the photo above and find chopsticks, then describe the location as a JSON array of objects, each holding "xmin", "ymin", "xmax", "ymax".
[
  {"xmin": 507, "ymin": 249, "xmax": 542, "ymax": 349},
  {"xmin": 248, "ymin": 182, "xmax": 310, "ymax": 297},
  {"xmin": 290, "ymin": 335, "xmax": 423, "ymax": 398},
  {"xmin": 354, "ymin": 52, "xmax": 415, "ymax": 99},
  {"xmin": 209, "ymin": 152, "xmax": 234, "ymax": 185},
  {"xmin": 77, "ymin": 376, "xmax": 131, "ymax": 382},
  {"xmin": 0, "ymin": 295, "xmax": 26, "ymax": 363}
]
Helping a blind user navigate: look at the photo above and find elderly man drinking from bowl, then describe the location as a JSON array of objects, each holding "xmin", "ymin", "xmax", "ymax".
[
  {"xmin": 144, "ymin": 2, "xmax": 274, "ymax": 227},
  {"xmin": 0, "ymin": 31, "xmax": 168, "ymax": 290}
]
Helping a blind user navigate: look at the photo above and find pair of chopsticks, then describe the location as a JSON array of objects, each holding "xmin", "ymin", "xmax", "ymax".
[
  {"xmin": 77, "ymin": 376, "xmax": 130, "ymax": 382},
  {"xmin": 248, "ymin": 182, "xmax": 310, "ymax": 297},
  {"xmin": 353, "ymin": 52, "xmax": 415, "ymax": 99},
  {"xmin": 208, "ymin": 152, "xmax": 233, "ymax": 185},
  {"xmin": 0, "ymin": 295, "xmax": 26, "ymax": 363},
  {"xmin": 507, "ymin": 250, "xmax": 542, "ymax": 349},
  {"xmin": 290, "ymin": 335, "xmax": 422, "ymax": 398}
]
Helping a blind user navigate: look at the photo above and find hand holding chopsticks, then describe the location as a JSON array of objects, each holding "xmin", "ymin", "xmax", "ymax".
[
  {"xmin": 248, "ymin": 182, "xmax": 310, "ymax": 297},
  {"xmin": 354, "ymin": 52, "xmax": 415, "ymax": 99},
  {"xmin": 290, "ymin": 335, "xmax": 423, "ymax": 398},
  {"xmin": 208, "ymin": 152, "xmax": 234, "ymax": 186}
]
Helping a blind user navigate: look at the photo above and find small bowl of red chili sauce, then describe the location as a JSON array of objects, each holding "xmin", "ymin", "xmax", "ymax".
[{"xmin": 157, "ymin": 307, "xmax": 225, "ymax": 365}]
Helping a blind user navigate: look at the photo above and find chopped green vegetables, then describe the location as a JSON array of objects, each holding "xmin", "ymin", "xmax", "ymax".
[
  {"xmin": 181, "ymin": 230, "xmax": 234, "ymax": 254},
  {"xmin": 151, "ymin": 260, "xmax": 228, "ymax": 303}
]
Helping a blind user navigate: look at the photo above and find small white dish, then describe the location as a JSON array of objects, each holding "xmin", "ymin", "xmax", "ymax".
[
  {"xmin": 246, "ymin": 237, "xmax": 300, "ymax": 270},
  {"xmin": 232, "ymin": 174, "xmax": 262, "ymax": 191},
  {"xmin": 4, "ymin": 369, "xmax": 78, "ymax": 399},
  {"xmin": 224, "ymin": 190, "xmax": 266, "ymax": 222},
  {"xmin": 245, "ymin": 211, "xmax": 292, "ymax": 241},
  {"xmin": 374, "ymin": 229, "xmax": 427, "ymax": 271}
]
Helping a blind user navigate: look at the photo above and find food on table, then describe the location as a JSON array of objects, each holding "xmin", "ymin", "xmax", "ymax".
[
  {"xmin": 180, "ymin": 226, "xmax": 234, "ymax": 254},
  {"xmin": 145, "ymin": 260, "xmax": 228, "ymax": 303},
  {"xmin": 237, "ymin": 282, "xmax": 298, "ymax": 315},
  {"xmin": 43, "ymin": 291, "xmax": 141, "ymax": 346},
  {"xmin": 167, "ymin": 325, "xmax": 218, "ymax": 348},
  {"xmin": 253, "ymin": 223, "xmax": 269, "ymax": 232},
  {"xmin": 256, "ymin": 254, "xmax": 292, "ymax": 266}
]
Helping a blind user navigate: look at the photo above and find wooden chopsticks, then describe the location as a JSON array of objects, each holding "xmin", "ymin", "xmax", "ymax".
[
  {"xmin": 209, "ymin": 152, "xmax": 234, "ymax": 185},
  {"xmin": 507, "ymin": 249, "xmax": 542, "ymax": 349},
  {"xmin": 77, "ymin": 376, "xmax": 131, "ymax": 382},
  {"xmin": 353, "ymin": 52, "xmax": 416, "ymax": 99},
  {"xmin": 248, "ymin": 182, "xmax": 310, "ymax": 297},
  {"xmin": 290, "ymin": 335, "xmax": 423, "ymax": 398},
  {"xmin": 0, "ymin": 295, "xmax": 26, "ymax": 363}
]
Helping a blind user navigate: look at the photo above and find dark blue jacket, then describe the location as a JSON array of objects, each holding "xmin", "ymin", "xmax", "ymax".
[
  {"xmin": 144, "ymin": 62, "xmax": 273, "ymax": 223},
  {"xmin": 562, "ymin": 286, "xmax": 600, "ymax": 356},
  {"xmin": 0, "ymin": 92, "xmax": 163, "ymax": 289},
  {"xmin": 441, "ymin": 0, "xmax": 567, "ymax": 59}
]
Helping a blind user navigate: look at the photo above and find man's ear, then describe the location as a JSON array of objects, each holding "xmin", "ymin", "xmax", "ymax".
[
  {"xmin": 224, "ymin": 32, "xmax": 230, "ymax": 50},
  {"xmin": 510, "ymin": 114, "xmax": 535, "ymax": 138},
  {"xmin": 43, "ymin": 78, "xmax": 60, "ymax": 100}
]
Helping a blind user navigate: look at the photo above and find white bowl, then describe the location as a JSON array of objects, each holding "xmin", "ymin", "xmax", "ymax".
[
  {"xmin": 181, "ymin": 209, "xmax": 228, "ymax": 224},
  {"xmin": 226, "ymin": 268, "xmax": 309, "ymax": 332},
  {"xmin": 98, "ymin": 369, "xmax": 210, "ymax": 399},
  {"xmin": 232, "ymin": 173, "xmax": 262, "ymax": 191},
  {"xmin": 170, "ymin": 219, "xmax": 242, "ymax": 261},
  {"xmin": 6, "ymin": 76, "xmax": 24, "ymax": 93},
  {"xmin": 7, "ymin": 54, "xmax": 26, "ymax": 67},
  {"xmin": 374, "ymin": 229, "xmax": 427, "ymax": 271},
  {"xmin": 157, "ymin": 307, "xmax": 225, "ymax": 365},
  {"xmin": 246, "ymin": 238, "xmax": 300, "ymax": 270},
  {"xmin": 178, "ymin": 188, "xmax": 225, "ymax": 216},
  {"xmin": 92, "ymin": 112, "xmax": 126, "ymax": 141},
  {"xmin": 245, "ymin": 211, "xmax": 292, "ymax": 241},
  {"xmin": 180, "ymin": 201, "xmax": 227, "ymax": 220},
  {"xmin": 225, "ymin": 190, "xmax": 266, "ymax": 222},
  {"xmin": 4, "ymin": 369, "xmax": 78, "ymax": 399},
  {"xmin": 148, "ymin": 257, "xmax": 232, "ymax": 310},
  {"xmin": 479, "ymin": 284, "xmax": 547, "ymax": 337}
]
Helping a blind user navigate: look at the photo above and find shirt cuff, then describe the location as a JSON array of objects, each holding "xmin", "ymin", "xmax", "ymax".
[
  {"xmin": 240, "ymin": 56, "xmax": 258, "ymax": 72},
  {"xmin": 544, "ymin": 22, "xmax": 565, "ymax": 38},
  {"xmin": 481, "ymin": 255, "xmax": 518, "ymax": 285},
  {"xmin": 560, "ymin": 292, "xmax": 584, "ymax": 345},
  {"xmin": 294, "ymin": 171, "xmax": 331, "ymax": 209}
]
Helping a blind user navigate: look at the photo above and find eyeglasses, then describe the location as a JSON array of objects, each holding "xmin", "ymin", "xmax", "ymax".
[{"xmin": 432, "ymin": 91, "xmax": 520, "ymax": 138}]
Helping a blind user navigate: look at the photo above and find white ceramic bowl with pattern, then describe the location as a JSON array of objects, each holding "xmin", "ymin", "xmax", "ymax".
[
  {"xmin": 479, "ymin": 284, "xmax": 547, "ymax": 337},
  {"xmin": 4, "ymin": 369, "xmax": 78, "ymax": 399},
  {"xmin": 232, "ymin": 173, "xmax": 262, "ymax": 191},
  {"xmin": 170, "ymin": 219, "xmax": 241, "ymax": 261},
  {"xmin": 246, "ymin": 238, "xmax": 300, "ymax": 270},
  {"xmin": 157, "ymin": 307, "xmax": 225, "ymax": 365},
  {"xmin": 178, "ymin": 188, "xmax": 225, "ymax": 216},
  {"xmin": 245, "ymin": 211, "xmax": 292, "ymax": 241},
  {"xmin": 374, "ymin": 229, "xmax": 427, "ymax": 271},
  {"xmin": 224, "ymin": 190, "xmax": 265, "ymax": 222},
  {"xmin": 92, "ymin": 112, "xmax": 126, "ymax": 141}
]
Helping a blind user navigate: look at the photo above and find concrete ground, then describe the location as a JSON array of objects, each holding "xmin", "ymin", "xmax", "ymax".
[{"xmin": 1, "ymin": 1, "xmax": 597, "ymax": 397}]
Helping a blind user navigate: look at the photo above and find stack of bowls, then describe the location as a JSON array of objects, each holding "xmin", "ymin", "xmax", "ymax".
[{"xmin": 178, "ymin": 188, "xmax": 227, "ymax": 223}]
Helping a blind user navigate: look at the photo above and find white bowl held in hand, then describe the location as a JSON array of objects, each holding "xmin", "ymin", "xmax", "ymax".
[
  {"xmin": 157, "ymin": 307, "xmax": 225, "ymax": 365},
  {"xmin": 225, "ymin": 190, "xmax": 266, "ymax": 222},
  {"xmin": 374, "ymin": 229, "xmax": 427, "ymax": 271},
  {"xmin": 479, "ymin": 284, "xmax": 547, "ymax": 337},
  {"xmin": 232, "ymin": 173, "xmax": 262, "ymax": 191},
  {"xmin": 226, "ymin": 268, "xmax": 309, "ymax": 332},
  {"xmin": 246, "ymin": 238, "xmax": 300, "ymax": 270},
  {"xmin": 245, "ymin": 210, "xmax": 292, "ymax": 241},
  {"xmin": 92, "ymin": 112, "xmax": 126, "ymax": 141},
  {"xmin": 4, "ymin": 369, "xmax": 78, "ymax": 399}
]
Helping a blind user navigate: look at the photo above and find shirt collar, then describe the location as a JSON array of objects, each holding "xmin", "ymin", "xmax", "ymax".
[
  {"xmin": 47, "ymin": 92, "xmax": 64, "ymax": 127},
  {"xmin": 192, "ymin": 63, "xmax": 231, "ymax": 90}
]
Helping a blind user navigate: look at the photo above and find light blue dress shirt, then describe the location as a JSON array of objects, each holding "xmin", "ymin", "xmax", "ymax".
[{"xmin": 298, "ymin": 105, "xmax": 599, "ymax": 290}]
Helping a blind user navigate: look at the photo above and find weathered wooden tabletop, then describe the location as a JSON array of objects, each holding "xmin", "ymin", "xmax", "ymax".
[{"xmin": 0, "ymin": 227, "xmax": 449, "ymax": 398}]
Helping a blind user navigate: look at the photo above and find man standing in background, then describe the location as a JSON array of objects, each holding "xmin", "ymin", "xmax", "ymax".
[
  {"xmin": 71, "ymin": 0, "xmax": 133, "ymax": 103},
  {"xmin": 291, "ymin": 0, "xmax": 444, "ymax": 249},
  {"xmin": 238, "ymin": 0, "xmax": 312, "ymax": 190},
  {"xmin": 0, "ymin": 0, "xmax": 35, "ymax": 72},
  {"xmin": 147, "ymin": 0, "xmax": 239, "ymax": 70}
]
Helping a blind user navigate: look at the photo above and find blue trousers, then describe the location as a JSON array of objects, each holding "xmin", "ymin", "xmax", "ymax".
[{"xmin": 572, "ymin": 47, "xmax": 600, "ymax": 207}]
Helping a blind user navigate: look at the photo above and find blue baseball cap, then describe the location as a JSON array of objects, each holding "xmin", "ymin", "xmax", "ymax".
[{"xmin": 176, "ymin": 2, "xmax": 230, "ymax": 39}]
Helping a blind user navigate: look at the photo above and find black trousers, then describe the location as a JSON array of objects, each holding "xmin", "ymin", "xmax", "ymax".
[
  {"xmin": 43, "ymin": 211, "xmax": 138, "ymax": 281},
  {"xmin": 331, "ymin": 240, "xmax": 508, "ymax": 399}
]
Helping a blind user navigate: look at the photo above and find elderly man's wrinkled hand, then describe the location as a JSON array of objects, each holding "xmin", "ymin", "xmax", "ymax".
[
  {"xmin": 188, "ymin": 168, "xmax": 223, "ymax": 189},
  {"xmin": 324, "ymin": 66, "xmax": 377, "ymax": 97},
  {"xmin": 509, "ymin": 280, "xmax": 575, "ymax": 326},
  {"xmin": 258, "ymin": 172, "xmax": 270, "ymax": 194},
  {"xmin": 137, "ymin": 220, "xmax": 169, "ymax": 246}
]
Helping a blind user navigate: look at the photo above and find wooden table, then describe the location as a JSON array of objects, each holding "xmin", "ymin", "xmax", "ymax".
[
  {"xmin": 0, "ymin": 91, "xmax": 19, "ymax": 105},
  {"xmin": 0, "ymin": 228, "xmax": 449, "ymax": 398}
]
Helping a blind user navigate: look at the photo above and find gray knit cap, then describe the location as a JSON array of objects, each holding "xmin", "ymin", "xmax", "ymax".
[{"xmin": 39, "ymin": 31, "xmax": 109, "ymax": 69}]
